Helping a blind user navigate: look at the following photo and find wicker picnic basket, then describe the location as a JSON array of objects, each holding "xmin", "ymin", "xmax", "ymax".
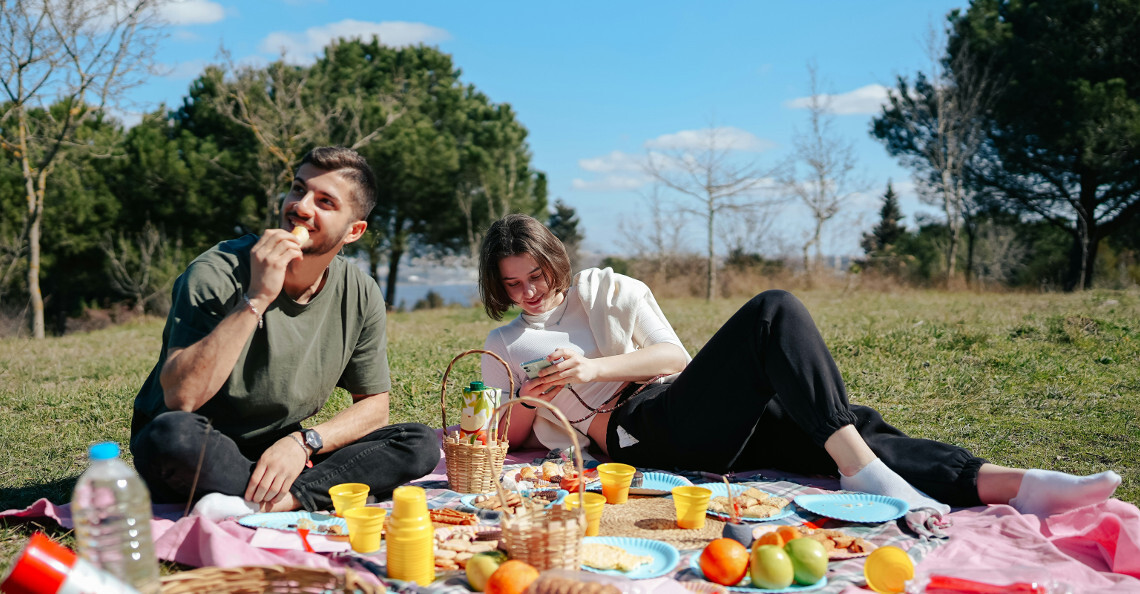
[
  {"xmin": 159, "ymin": 564, "xmax": 382, "ymax": 593},
  {"xmin": 493, "ymin": 396, "xmax": 587, "ymax": 571},
  {"xmin": 439, "ymin": 349, "xmax": 515, "ymax": 494}
]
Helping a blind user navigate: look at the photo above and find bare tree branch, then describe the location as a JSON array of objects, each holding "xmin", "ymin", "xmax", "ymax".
[{"xmin": 643, "ymin": 123, "xmax": 776, "ymax": 299}]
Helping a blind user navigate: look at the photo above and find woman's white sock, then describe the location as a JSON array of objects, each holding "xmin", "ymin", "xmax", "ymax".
[
  {"xmin": 1009, "ymin": 469, "xmax": 1121, "ymax": 516},
  {"xmin": 839, "ymin": 458, "xmax": 951, "ymax": 514}
]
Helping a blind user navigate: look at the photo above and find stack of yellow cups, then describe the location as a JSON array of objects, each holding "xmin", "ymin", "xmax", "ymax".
[{"xmin": 385, "ymin": 486, "xmax": 435, "ymax": 586}]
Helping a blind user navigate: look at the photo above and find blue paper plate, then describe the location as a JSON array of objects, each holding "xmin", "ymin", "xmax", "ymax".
[
  {"xmin": 793, "ymin": 493, "xmax": 908, "ymax": 523},
  {"xmin": 582, "ymin": 536, "xmax": 680, "ymax": 580},
  {"xmin": 688, "ymin": 554, "xmax": 827, "ymax": 592},
  {"xmin": 586, "ymin": 471, "xmax": 693, "ymax": 496},
  {"xmin": 238, "ymin": 511, "xmax": 347, "ymax": 535},
  {"xmin": 691, "ymin": 483, "xmax": 796, "ymax": 523},
  {"xmin": 458, "ymin": 489, "xmax": 568, "ymax": 512}
]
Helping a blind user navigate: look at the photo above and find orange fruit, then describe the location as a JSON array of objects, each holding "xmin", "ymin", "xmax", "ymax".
[
  {"xmin": 485, "ymin": 560, "xmax": 540, "ymax": 594},
  {"xmin": 776, "ymin": 525, "xmax": 802, "ymax": 543},
  {"xmin": 754, "ymin": 531, "xmax": 785, "ymax": 547},
  {"xmin": 699, "ymin": 538, "xmax": 750, "ymax": 586}
]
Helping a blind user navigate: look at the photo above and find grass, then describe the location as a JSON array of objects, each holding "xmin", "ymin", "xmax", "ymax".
[{"xmin": 2, "ymin": 287, "xmax": 1138, "ymax": 575}]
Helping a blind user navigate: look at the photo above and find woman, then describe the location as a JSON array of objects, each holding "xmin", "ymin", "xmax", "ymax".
[{"xmin": 478, "ymin": 214, "xmax": 1120, "ymax": 515}]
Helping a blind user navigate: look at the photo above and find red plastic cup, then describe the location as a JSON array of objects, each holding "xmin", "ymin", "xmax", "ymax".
[{"xmin": 0, "ymin": 532, "xmax": 140, "ymax": 594}]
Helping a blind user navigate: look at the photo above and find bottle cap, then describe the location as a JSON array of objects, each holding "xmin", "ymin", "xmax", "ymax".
[
  {"xmin": 864, "ymin": 545, "xmax": 914, "ymax": 593},
  {"xmin": 468, "ymin": 381, "xmax": 485, "ymax": 391},
  {"xmin": 89, "ymin": 442, "xmax": 121, "ymax": 461},
  {"xmin": 1, "ymin": 532, "xmax": 74, "ymax": 594}
]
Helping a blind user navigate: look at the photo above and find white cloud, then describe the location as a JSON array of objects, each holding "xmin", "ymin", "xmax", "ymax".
[
  {"xmin": 158, "ymin": 0, "xmax": 225, "ymax": 25},
  {"xmin": 644, "ymin": 126, "xmax": 775, "ymax": 152},
  {"xmin": 785, "ymin": 84, "xmax": 890, "ymax": 116},
  {"xmin": 578, "ymin": 150, "xmax": 645, "ymax": 173},
  {"xmin": 571, "ymin": 175, "xmax": 651, "ymax": 192},
  {"xmin": 260, "ymin": 20, "xmax": 451, "ymax": 64}
]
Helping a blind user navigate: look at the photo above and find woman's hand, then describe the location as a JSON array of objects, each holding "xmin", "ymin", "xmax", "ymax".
[{"xmin": 538, "ymin": 349, "xmax": 601, "ymax": 386}]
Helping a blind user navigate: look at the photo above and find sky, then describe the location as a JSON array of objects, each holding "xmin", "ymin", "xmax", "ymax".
[{"xmin": 132, "ymin": 0, "xmax": 968, "ymax": 258}]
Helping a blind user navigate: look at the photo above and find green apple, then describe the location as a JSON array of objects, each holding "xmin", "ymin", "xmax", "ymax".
[
  {"xmin": 465, "ymin": 550, "xmax": 507, "ymax": 591},
  {"xmin": 749, "ymin": 544, "xmax": 794, "ymax": 590},
  {"xmin": 784, "ymin": 537, "xmax": 829, "ymax": 585}
]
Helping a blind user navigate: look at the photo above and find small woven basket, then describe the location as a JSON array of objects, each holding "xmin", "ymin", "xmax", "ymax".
[
  {"xmin": 494, "ymin": 397, "xmax": 586, "ymax": 571},
  {"xmin": 440, "ymin": 349, "xmax": 514, "ymax": 494},
  {"xmin": 159, "ymin": 565, "xmax": 382, "ymax": 593}
]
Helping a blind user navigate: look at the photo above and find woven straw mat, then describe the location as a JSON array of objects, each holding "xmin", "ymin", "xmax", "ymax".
[{"xmin": 596, "ymin": 496, "xmax": 726, "ymax": 551}]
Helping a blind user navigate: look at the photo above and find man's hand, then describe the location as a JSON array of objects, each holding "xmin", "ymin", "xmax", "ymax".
[
  {"xmin": 245, "ymin": 434, "xmax": 308, "ymax": 505},
  {"xmin": 247, "ymin": 230, "xmax": 303, "ymax": 309}
]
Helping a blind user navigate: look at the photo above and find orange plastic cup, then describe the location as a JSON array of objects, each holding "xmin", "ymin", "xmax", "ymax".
[
  {"xmin": 671, "ymin": 486, "xmax": 713, "ymax": 529},
  {"xmin": 564, "ymin": 492, "xmax": 607, "ymax": 536},
  {"xmin": 864, "ymin": 545, "xmax": 915, "ymax": 593},
  {"xmin": 329, "ymin": 483, "xmax": 369, "ymax": 516},
  {"xmin": 597, "ymin": 463, "xmax": 636, "ymax": 504}
]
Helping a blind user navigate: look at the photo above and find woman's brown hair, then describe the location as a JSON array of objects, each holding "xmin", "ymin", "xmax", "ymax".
[{"xmin": 478, "ymin": 214, "xmax": 572, "ymax": 320}]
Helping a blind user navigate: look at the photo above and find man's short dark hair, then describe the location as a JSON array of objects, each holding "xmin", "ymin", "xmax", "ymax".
[{"xmin": 300, "ymin": 146, "xmax": 378, "ymax": 220}]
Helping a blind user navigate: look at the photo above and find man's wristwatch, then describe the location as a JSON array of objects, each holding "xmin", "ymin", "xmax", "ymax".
[{"xmin": 301, "ymin": 429, "xmax": 323, "ymax": 455}]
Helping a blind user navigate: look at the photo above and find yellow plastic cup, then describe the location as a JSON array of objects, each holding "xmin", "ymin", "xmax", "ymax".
[
  {"xmin": 597, "ymin": 463, "xmax": 636, "ymax": 504},
  {"xmin": 672, "ymin": 486, "xmax": 713, "ymax": 529},
  {"xmin": 564, "ymin": 491, "xmax": 607, "ymax": 536},
  {"xmin": 864, "ymin": 545, "xmax": 915, "ymax": 593},
  {"xmin": 329, "ymin": 483, "xmax": 370, "ymax": 516},
  {"xmin": 343, "ymin": 507, "xmax": 387, "ymax": 553},
  {"xmin": 387, "ymin": 486, "xmax": 434, "ymax": 585}
]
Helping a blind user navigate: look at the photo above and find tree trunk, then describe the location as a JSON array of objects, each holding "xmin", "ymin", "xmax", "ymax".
[
  {"xmin": 28, "ymin": 201, "xmax": 44, "ymax": 339},
  {"xmin": 1066, "ymin": 175, "xmax": 1099, "ymax": 291},
  {"xmin": 962, "ymin": 215, "xmax": 977, "ymax": 287},
  {"xmin": 385, "ymin": 248, "xmax": 403, "ymax": 310},
  {"xmin": 1083, "ymin": 235, "xmax": 1098, "ymax": 290},
  {"xmin": 706, "ymin": 206, "xmax": 716, "ymax": 301}
]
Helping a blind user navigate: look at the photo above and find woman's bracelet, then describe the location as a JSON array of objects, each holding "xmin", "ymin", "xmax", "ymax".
[{"xmin": 515, "ymin": 389, "xmax": 537, "ymax": 409}]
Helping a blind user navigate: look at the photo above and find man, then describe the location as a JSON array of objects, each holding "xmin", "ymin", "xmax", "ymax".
[{"xmin": 131, "ymin": 146, "xmax": 439, "ymax": 512}]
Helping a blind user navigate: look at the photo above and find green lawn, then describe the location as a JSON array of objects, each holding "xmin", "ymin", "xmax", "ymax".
[{"xmin": 2, "ymin": 288, "xmax": 1138, "ymax": 574}]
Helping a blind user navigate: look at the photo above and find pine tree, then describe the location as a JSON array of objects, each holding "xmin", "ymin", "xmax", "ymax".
[
  {"xmin": 547, "ymin": 199, "xmax": 584, "ymax": 270},
  {"xmin": 861, "ymin": 183, "xmax": 907, "ymax": 268}
]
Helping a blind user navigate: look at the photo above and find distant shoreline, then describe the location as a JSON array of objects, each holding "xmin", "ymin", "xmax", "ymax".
[{"xmin": 383, "ymin": 282, "xmax": 478, "ymax": 309}]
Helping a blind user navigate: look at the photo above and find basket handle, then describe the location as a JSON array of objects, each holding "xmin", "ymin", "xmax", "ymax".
[
  {"xmin": 439, "ymin": 349, "xmax": 515, "ymax": 442},
  {"xmin": 490, "ymin": 396, "xmax": 587, "ymax": 514}
]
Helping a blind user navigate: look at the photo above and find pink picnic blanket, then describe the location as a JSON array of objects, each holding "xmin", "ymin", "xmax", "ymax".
[{"xmin": 913, "ymin": 500, "xmax": 1140, "ymax": 593}]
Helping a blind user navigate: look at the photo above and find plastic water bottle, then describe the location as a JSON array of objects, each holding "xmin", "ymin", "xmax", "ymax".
[{"xmin": 71, "ymin": 442, "xmax": 160, "ymax": 593}]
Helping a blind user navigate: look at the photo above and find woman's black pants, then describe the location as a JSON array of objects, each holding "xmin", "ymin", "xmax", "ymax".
[{"xmin": 608, "ymin": 290, "xmax": 985, "ymax": 507}]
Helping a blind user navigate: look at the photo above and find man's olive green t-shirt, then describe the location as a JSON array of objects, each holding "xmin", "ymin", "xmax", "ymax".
[{"xmin": 132, "ymin": 235, "xmax": 390, "ymax": 452}]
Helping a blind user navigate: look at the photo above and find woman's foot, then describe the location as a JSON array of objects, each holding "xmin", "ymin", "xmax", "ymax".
[
  {"xmin": 1008, "ymin": 469, "xmax": 1121, "ymax": 516},
  {"xmin": 840, "ymin": 458, "xmax": 951, "ymax": 514}
]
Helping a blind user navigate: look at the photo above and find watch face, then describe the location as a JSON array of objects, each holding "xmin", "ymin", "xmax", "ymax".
[{"xmin": 303, "ymin": 429, "xmax": 323, "ymax": 452}]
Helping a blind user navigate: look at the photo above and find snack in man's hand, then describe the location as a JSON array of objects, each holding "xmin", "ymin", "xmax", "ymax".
[
  {"xmin": 581, "ymin": 543, "xmax": 654, "ymax": 572},
  {"xmin": 292, "ymin": 226, "xmax": 309, "ymax": 242}
]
